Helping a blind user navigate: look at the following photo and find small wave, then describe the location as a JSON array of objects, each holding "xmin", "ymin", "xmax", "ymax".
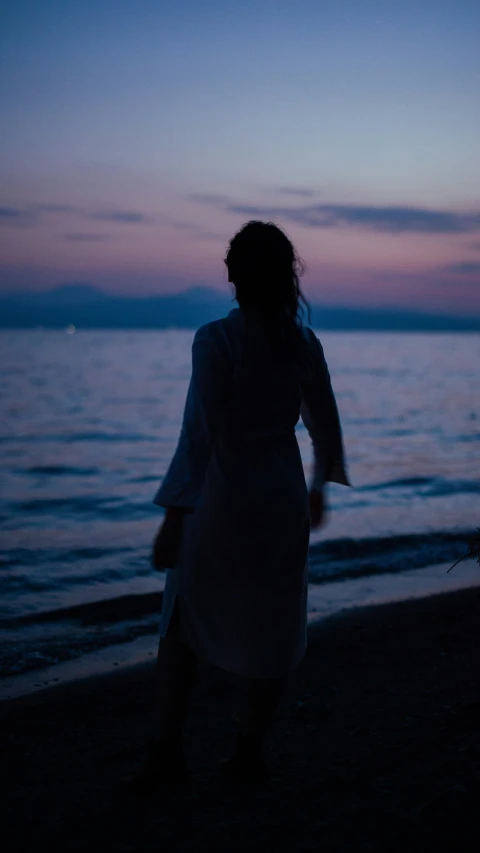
[
  {"xmin": 7, "ymin": 495, "xmax": 159, "ymax": 520},
  {"xmin": 0, "ymin": 432, "xmax": 159, "ymax": 444},
  {"xmin": 128, "ymin": 474, "xmax": 164, "ymax": 484},
  {"xmin": 57, "ymin": 564, "xmax": 152, "ymax": 587},
  {"xmin": 347, "ymin": 417, "xmax": 388, "ymax": 426},
  {"xmin": 24, "ymin": 465, "xmax": 98, "ymax": 476},
  {"xmin": 0, "ymin": 575, "xmax": 56, "ymax": 594},
  {"xmin": 0, "ymin": 610, "xmax": 162, "ymax": 678},
  {"xmin": 308, "ymin": 529, "xmax": 476, "ymax": 583},
  {"xmin": 360, "ymin": 477, "xmax": 480, "ymax": 497},
  {"xmin": 0, "ymin": 545, "xmax": 134, "ymax": 569},
  {"xmin": 0, "ymin": 590, "xmax": 163, "ymax": 629},
  {"xmin": 362, "ymin": 476, "xmax": 434, "ymax": 491},
  {"xmin": 457, "ymin": 433, "xmax": 480, "ymax": 443},
  {"xmin": 427, "ymin": 480, "xmax": 480, "ymax": 497}
]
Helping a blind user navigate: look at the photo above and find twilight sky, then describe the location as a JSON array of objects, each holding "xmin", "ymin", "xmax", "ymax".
[{"xmin": 1, "ymin": 0, "xmax": 480, "ymax": 313}]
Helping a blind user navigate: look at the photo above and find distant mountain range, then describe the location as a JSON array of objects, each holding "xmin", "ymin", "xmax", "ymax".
[{"xmin": 0, "ymin": 282, "xmax": 479, "ymax": 331}]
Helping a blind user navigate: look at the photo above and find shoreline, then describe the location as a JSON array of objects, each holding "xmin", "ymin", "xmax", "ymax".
[
  {"xmin": 3, "ymin": 583, "xmax": 480, "ymax": 851},
  {"xmin": 1, "ymin": 558, "xmax": 478, "ymax": 704}
]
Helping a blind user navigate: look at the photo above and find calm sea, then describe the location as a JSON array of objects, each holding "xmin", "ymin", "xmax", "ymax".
[{"xmin": 1, "ymin": 329, "xmax": 479, "ymax": 680}]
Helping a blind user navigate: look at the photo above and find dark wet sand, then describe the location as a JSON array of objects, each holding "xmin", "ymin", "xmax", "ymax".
[{"xmin": 2, "ymin": 586, "xmax": 480, "ymax": 853}]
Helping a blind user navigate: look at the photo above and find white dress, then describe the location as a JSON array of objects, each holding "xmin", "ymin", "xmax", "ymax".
[{"xmin": 153, "ymin": 308, "xmax": 349, "ymax": 678}]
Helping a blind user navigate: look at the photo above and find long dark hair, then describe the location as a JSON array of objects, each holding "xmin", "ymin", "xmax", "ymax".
[{"xmin": 224, "ymin": 220, "xmax": 311, "ymax": 355}]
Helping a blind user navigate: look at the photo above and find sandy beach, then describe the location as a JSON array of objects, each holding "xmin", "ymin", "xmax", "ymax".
[{"xmin": 2, "ymin": 583, "xmax": 480, "ymax": 853}]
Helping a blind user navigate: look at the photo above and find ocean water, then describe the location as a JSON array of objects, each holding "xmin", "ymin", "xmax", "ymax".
[{"xmin": 1, "ymin": 329, "xmax": 479, "ymax": 681}]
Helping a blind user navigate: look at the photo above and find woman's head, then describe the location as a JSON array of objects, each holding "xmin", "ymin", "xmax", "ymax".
[{"xmin": 224, "ymin": 221, "xmax": 310, "ymax": 342}]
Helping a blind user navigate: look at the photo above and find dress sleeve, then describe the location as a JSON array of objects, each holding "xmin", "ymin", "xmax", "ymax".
[
  {"xmin": 300, "ymin": 328, "xmax": 350, "ymax": 491},
  {"xmin": 153, "ymin": 323, "xmax": 230, "ymax": 509}
]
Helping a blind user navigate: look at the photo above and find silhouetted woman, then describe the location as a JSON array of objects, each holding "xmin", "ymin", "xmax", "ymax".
[{"xmin": 129, "ymin": 220, "xmax": 349, "ymax": 788}]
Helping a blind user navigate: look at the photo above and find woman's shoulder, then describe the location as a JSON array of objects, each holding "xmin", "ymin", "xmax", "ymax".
[
  {"xmin": 301, "ymin": 325, "xmax": 324, "ymax": 352},
  {"xmin": 192, "ymin": 312, "xmax": 241, "ymax": 366},
  {"xmin": 195, "ymin": 309, "xmax": 241, "ymax": 343}
]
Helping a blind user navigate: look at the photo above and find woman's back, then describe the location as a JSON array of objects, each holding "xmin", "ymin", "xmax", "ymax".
[{"xmin": 209, "ymin": 308, "xmax": 307, "ymax": 441}]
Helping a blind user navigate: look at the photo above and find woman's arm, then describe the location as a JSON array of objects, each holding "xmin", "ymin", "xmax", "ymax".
[
  {"xmin": 300, "ymin": 328, "xmax": 350, "ymax": 494},
  {"xmin": 153, "ymin": 323, "xmax": 230, "ymax": 510}
]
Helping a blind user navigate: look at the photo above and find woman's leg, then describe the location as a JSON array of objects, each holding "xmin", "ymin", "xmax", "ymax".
[
  {"xmin": 154, "ymin": 599, "xmax": 197, "ymax": 745},
  {"xmin": 222, "ymin": 676, "xmax": 286, "ymax": 780},
  {"xmin": 123, "ymin": 601, "xmax": 196, "ymax": 790},
  {"xmin": 244, "ymin": 676, "xmax": 286, "ymax": 740}
]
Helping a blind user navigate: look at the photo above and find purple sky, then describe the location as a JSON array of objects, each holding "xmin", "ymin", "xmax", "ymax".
[{"xmin": 1, "ymin": 0, "xmax": 480, "ymax": 314}]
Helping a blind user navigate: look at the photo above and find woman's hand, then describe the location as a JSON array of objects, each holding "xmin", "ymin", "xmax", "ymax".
[
  {"xmin": 309, "ymin": 488, "xmax": 327, "ymax": 529},
  {"xmin": 151, "ymin": 507, "xmax": 188, "ymax": 571}
]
